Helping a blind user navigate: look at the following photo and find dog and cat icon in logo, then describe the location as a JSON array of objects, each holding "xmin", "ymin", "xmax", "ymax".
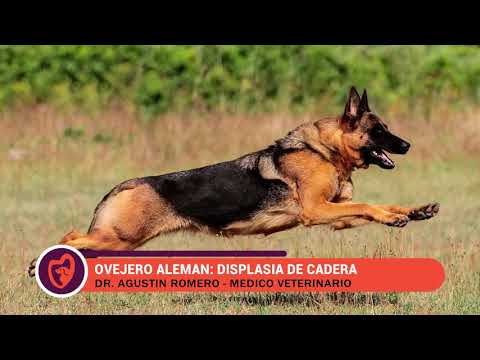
[
  {"xmin": 48, "ymin": 253, "xmax": 76, "ymax": 289},
  {"xmin": 35, "ymin": 245, "xmax": 88, "ymax": 298}
]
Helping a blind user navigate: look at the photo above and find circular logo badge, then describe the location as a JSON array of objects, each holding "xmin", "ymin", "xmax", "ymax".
[{"xmin": 35, "ymin": 245, "xmax": 88, "ymax": 298}]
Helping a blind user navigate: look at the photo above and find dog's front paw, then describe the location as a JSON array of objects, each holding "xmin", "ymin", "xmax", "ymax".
[
  {"xmin": 409, "ymin": 202, "xmax": 440, "ymax": 221},
  {"xmin": 27, "ymin": 258, "xmax": 37, "ymax": 277},
  {"xmin": 384, "ymin": 214, "xmax": 409, "ymax": 228}
]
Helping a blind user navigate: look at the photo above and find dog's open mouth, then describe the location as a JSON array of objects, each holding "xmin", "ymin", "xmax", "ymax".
[{"xmin": 362, "ymin": 147, "xmax": 395, "ymax": 169}]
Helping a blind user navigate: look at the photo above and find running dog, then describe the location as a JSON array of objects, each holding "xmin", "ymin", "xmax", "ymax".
[{"xmin": 28, "ymin": 86, "xmax": 439, "ymax": 276}]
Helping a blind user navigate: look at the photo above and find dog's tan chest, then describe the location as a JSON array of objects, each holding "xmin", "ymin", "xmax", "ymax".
[{"xmin": 277, "ymin": 149, "xmax": 356, "ymax": 206}]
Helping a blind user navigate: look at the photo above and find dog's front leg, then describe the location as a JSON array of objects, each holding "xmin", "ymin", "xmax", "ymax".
[
  {"xmin": 300, "ymin": 202, "xmax": 410, "ymax": 228},
  {"xmin": 330, "ymin": 216, "xmax": 372, "ymax": 230},
  {"xmin": 379, "ymin": 203, "xmax": 440, "ymax": 221},
  {"xmin": 329, "ymin": 203, "xmax": 440, "ymax": 230}
]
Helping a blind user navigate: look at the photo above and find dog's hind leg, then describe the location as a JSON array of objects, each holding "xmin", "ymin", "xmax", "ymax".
[
  {"xmin": 28, "ymin": 229, "xmax": 88, "ymax": 276},
  {"xmin": 63, "ymin": 183, "xmax": 192, "ymax": 251},
  {"xmin": 60, "ymin": 229, "xmax": 86, "ymax": 243},
  {"xmin": 28, "ymin": 228, "xmax": 141, "ymax": 277},
  {"xmin": 27, "ymin": 229, "xmax": 134, "ymax": 277},
  {"xmin": 60, "ymin": 229, "xmax": 134, "ymax": 250},
  {"xmin": 28, "ymin": 182, "xmax": 192, "ymax": 277},
  {"xmin": 28, "ymin": 229, "xmax": 89, "ymax": 277}
]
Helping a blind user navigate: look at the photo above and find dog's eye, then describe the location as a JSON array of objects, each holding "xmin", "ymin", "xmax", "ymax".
[{"xmin": 373, "ymin": 127, "xmax": 383, "ymax": 135}]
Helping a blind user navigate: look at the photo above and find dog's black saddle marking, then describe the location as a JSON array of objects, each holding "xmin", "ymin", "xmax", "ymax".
[{"xmin": 142, "ymin": 154, "xmax": 290, "ymax": 229}]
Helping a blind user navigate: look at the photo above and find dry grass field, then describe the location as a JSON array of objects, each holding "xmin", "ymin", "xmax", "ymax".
[{"xmin": 0, "ymin": 104, "xmax": 479, "ymax": 314}]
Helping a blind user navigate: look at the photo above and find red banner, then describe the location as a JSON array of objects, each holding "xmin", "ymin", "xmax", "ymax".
[{"xmin": 82, "ymin": 258, "xmax": 444, "ymax": 293}]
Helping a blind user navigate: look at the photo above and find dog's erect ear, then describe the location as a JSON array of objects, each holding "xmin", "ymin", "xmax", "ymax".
[
  {"xmin": 344, "ymin": 86, "xmax": 361, "ymax": 118},
  {"xmin": 360, "ymin": 89, "xmax": 370, "ymax": 112},
  {"xmin": 342, "ymin": 86, "xmax": 362, "ymax": 128}
]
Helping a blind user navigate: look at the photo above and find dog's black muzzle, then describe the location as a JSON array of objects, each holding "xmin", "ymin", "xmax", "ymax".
[
  {"xmin": 381, "ymin": 133, "xmax": 410, "ymax": 155},
  {"xmin": 362, "ymin": 130, "xmax": 411, "ymax": 169}
]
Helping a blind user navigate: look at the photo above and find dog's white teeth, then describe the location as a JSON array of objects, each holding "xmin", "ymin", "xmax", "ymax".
[{"xmin": 379, "ymin": 153, "xmax": 393, "ymax": 165}]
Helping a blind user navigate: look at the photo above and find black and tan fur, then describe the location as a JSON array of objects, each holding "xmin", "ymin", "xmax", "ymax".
[{"xmin": 29, "ymin": 87, "xmax": 439, "ymax": 276}]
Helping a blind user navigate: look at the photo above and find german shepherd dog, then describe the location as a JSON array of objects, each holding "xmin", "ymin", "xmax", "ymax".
[{"xmin": 29, "ymin": 87, "xmax": 439, "ymax": 276}]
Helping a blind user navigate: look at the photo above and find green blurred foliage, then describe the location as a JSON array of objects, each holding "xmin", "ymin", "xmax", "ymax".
[
  {"xmin": 0, "ymin": 45, "xmax": 479, "ymax": 115},
  {"xmin": 63, "ymin": 127, "xmax": 84, "ymax": 139}
]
